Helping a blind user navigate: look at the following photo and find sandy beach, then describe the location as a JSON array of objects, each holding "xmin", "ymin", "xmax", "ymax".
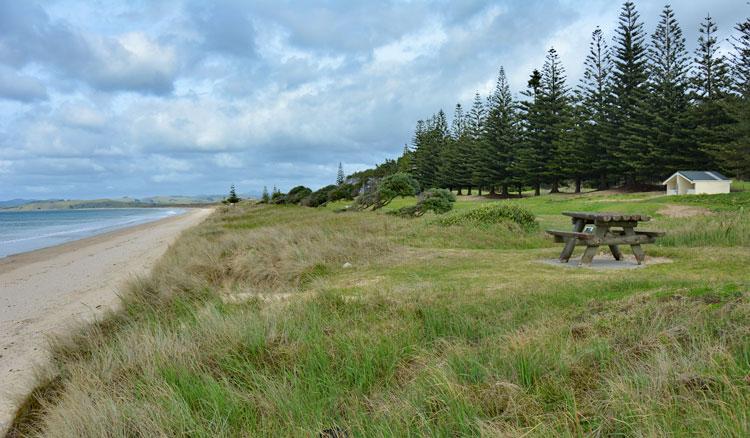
[{"xmin": 0, "ymin": 208, "xmax": 213, "ymax": 431}]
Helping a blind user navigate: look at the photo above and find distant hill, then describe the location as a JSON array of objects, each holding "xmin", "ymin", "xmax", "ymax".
[
  {"xmin": 0, "ymin": 199, "xmax": 35, "ymax": 208},
  {"xmin": 2, "ymin": 195, "xmax": 225, "ymax": 210}
]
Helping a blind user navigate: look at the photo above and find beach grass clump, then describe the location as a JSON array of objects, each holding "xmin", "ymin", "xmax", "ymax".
[
  {"xmin": 9, "ymin": 192, "xmax": 750, "ymax": 437},
  {"xmin": 657, "ymin": 210, "xmax": 750, "ymax": 247},
  {"xmin": 435, "ymin": 203, "xmax": 538, "ymax": 230}
]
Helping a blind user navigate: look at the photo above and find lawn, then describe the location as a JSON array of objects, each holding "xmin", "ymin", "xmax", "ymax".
[{"xmin": 10, "ymin": 190, "xmax": 750, "ymax": 437}]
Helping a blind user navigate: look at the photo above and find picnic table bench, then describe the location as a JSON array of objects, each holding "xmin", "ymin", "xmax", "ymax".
[{"xmin": 546, "ymin": 211, "xmax": 665, "ymax": 266}]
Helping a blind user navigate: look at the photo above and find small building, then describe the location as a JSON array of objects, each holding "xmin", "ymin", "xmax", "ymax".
[{"xmin": 662, "ymin": 171, "xmax": 731, "ymax": 195}]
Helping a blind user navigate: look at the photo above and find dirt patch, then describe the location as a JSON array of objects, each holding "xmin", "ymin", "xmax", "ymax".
[{"xmin": 658, "ymin": 204, "xmax": 713, "ymax": 218}]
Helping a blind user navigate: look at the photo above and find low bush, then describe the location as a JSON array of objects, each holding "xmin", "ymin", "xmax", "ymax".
[
  {"xmin": 436, "ymin": 203, "xmax": 538, "ymax": 230},
  {"xmin": 327, "ymin": 183, "xmax": 355, "ymax": 202},
  {"xmin": 355, "ymin": 173, "xmax": 420, "ymax": 210},
  {"xmin": 286, "ymin": 186, "xmax": 313, "ymax": 204},
  {"xmin": 304, "ymin": 185, "xmax": 337, "ymax": 207},
  {"xmin": 393, "ymin": 188, "xmax": 456, "ymax": 217}
]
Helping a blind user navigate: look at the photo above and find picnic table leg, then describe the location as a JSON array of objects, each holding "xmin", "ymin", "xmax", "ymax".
[
  {"xmin": 559, "ymin": 218, "xmax": 585, "ymax": 263},
  {"xmin": 580, "ymin": 225, "xmax": 608, "ymax": 266},
  {"xmin": 609, "ymin": 244, "xmax": 623, "ymax": 260},
  {"xmin": 580, "ymin": 245, "xmax": 598, "ymax": 266},
  {"xmin": 623, "ymin": 226, "xmax": 645, "ymax": 264}
]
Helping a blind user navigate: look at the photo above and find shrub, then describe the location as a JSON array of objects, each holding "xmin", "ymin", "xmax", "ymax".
[
  {"xmin": 304, "ymin": 185, "xmax": 337, "ymax": 207},
  {"xmin": 286, "ymin": 186, "xmax": 313, "ymax": 205},
  {"xmin": 327, "ymin": 183, "xmax": 355, "ymax": 202},
  {"xmin": 436, "ymin": 203, "xmax": 538, "ymax": 230},
  {"xmin": 355, "ymin": 173, "xmax": 420, "ymax": 210},
  {"xmin": 271, "ymin": 191, "xmax": 287, "ymax": 204},
  {"xmin": 393, "ymin": 188, "xmax": 456, "ymax": 217}
]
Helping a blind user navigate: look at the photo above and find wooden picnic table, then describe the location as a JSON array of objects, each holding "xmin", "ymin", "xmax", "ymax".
[{"xmin": 546, "ymin": 211, "xmax": 665, "ymax": 266}]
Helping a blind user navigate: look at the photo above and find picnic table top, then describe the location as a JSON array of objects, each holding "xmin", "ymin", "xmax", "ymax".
[{"xmin": 562, "ymin": 211, "xmax": 651, "ymax": 222}]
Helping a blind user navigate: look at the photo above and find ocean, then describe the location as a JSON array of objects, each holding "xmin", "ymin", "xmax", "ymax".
[{"xmin": 0, "ymin": 208, "xmax": 184, "ymax": 258}]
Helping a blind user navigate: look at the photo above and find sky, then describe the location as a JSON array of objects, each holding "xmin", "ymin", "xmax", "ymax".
[{"xmin": 0, "ymin": 0, "xmax": 744, "ymax": 199}]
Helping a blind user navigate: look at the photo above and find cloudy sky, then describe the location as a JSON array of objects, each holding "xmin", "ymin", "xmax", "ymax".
[{"xmin": 0, "ymin": 0, "xmax": 743, "ymax": 199}]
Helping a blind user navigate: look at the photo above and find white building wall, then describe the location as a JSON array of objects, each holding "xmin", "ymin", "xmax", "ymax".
[{"xmin": 693, "ymin": 180, "xmax": 731, "ymax": 194}]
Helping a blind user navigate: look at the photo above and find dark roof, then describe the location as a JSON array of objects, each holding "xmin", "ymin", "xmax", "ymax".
[{"xmin": 674, "ymin": 171, "xmax": 730, "ymax": 182}]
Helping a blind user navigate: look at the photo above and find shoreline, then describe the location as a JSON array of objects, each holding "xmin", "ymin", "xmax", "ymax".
[
  {"xmin": 0, "ymin": 207, "xmax": 214, "ymax": 432},
  {"xmin": 0, "ymin": 209, "xmax": 190, "ymax": 276},
  {"xmin": 0, "ymin": 207, "xmax": 187, "ymax": 262}
]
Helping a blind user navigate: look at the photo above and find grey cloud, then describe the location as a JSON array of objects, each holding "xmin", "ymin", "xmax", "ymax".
[
  {"xmin": 0, "ymin": 67, "xmax": 48, "ymax": 102},
  {"xmin": 0, "ymin": 2, "xmax": 177, "ymax": 95}
]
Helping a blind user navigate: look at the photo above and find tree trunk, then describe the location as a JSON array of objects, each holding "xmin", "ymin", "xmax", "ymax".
[
  {"xmin": 478, "ymin": 187, "xmax": 483, "ymax": 196},
  {"xmin": 550, "ymin": 180, "xmax": 560, "ymax": 193},
  {"xmin": 489, "ymin": 186, "xmax": 496, "ymax": 195},
  {"xmin": 501, "ymin": 185, "xmax": 509, "ymax": 197},
  {"xmin": 467, "ymin": 186, "xmax": 472, "ymax": 195},
  {"xmin": 456, "ymin": 187, "xmax": 463, "ymax": 195},
  {"xmin": 575, "ymin": 177, "xmax": 582, "ymax": 193},
  {"xmin": 518, "ymin": 186, "xmax": 522, "ymax": 198},
  {"xmin": 534, "ymin": 183, "xmax": 540, "ymax": 196},
  {"xmin": 598, "ymin": 174, "xmax": 608, "ymax": 190}
]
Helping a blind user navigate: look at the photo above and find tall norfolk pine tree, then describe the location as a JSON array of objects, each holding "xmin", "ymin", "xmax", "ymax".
[
  {"xmin": 467, "ymin": 92, "xmax": 488, "ymax": 195},
  {"xmin": 483, "ymin": 67, "xmax": 518, "ymax": 195},
  {"xmin": 693, "ymin": 14, "xmax": 731, "ymax": 101},
  {"xmin": 721, "ymin": 15, "xmax": 750, "ymax": 179},
  {"xmin": 647, "ymin": 4, "xmax": 694, "ymax": 175},
  {"xmin": 610, "ymin": 1, "xmax": 651, "ymax": 184},
  {"xmin": 518, "ymin": 69, "xmax": 545, "ymax": 196},
  {"xmin": 539, "ymin": 48, "xmax": 572, "ymax": 193},
  {"xmin": 578, "ymin": 27, "xmax": 613, "ymax": 189},
  {"xmin": 692, "ymin": 14, "xmax": 733, "ymax": 172}
]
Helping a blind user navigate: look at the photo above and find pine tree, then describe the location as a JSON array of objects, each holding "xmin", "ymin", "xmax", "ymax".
[
  {"xmin": 691, "ymin": 14, "xmax": 733, "ymax": 173},
  {"xmin": 578, "ymin": 27, "xmax": 613, "ymax": 189},
  {"xmin": 261, "ymin": 186, "xmax": 270, "ymax": 203},
  {"xmin": 396, "ymin": 144, "xmax": 414, "ymax": 174},
  {"xmin": 720, "ymin": 15, "xmax": 750, "ymax": 178},
  {"xmin": 647, "ymin": 4, "xmax": 693, "ymax": 176},
  {"xmin": 227, "ymin": 184, "xmax": 240, "ymax": 204},
  {"xmin": 517, "ymin": 69, "xmax": 545, "ymax": 196},
  {"xmin": 539, "ymin": 48, "xmax": 572, "ymax": 193},
  {"xmin": 483, "ymin": 67, "xmax": 518, "ymax": 196},
  {"xmin": 449, "ymin": 103, "xmax": 473, "ymax": 194},
  {"xmin": 732, "ymin": 16, "xmax": 750, "ymax": 98},
  {"xmin": 336, "ymin": 162, "xmax": 345, "ymax": 185},
  {"xmin": 413, "ymin": 111, "xmax": 449, "ymax": 190},
  {"xmin": 610, "ymin": 1, "xmax": 650, "ymax": 185},
  {"xmin": 693, "ymin": 14, "xmax": 731, "ymax": 101},
  {"xmin": 466, "ymin": 93, "xmax": 488, "ymax": 195},
  {"xmin": 557, "ymin": 90, "xmax": 591, "ymax": 193}
]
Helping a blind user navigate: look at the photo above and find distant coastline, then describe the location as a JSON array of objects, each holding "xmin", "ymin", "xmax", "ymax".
[{"xmin": 1, "ymin": 196, "xmax": 223, "ymax": 211}]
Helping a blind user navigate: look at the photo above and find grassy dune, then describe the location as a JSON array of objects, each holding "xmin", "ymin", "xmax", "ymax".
[{"xmin": 10, "ymin": 191, "xmax": 750, "ymax": 436}]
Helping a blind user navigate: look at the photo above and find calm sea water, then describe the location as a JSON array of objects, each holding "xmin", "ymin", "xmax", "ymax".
[{"xmin": 0, "ymin": 208, "xmax": 184, "ymax": 258}]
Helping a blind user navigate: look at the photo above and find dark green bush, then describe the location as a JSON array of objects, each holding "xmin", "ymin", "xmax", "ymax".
[
  {"xmin": 303, "ymin": 185, "xmax": 337, "ymax": 207},
  {"xmin": 327, "ymin": 183, "xmax": 355, "ymax": 202},
  {"xmin": 270, "ymin": 191, "xmax": 287, "ymax": 204},
  {"xmin": 286, "ymin": 186, "xmax": 313, "ymax": 205},
  {"xmin": 436, "ymin": 203, "xmax": 538, "ymax": 230},
  {"xmin": 393, "ymin": 188, "xmax": 456, "ymax": 217},
  {"xmin": 419, "ymin": 189, "xmax": 455, "ymax": 214}
]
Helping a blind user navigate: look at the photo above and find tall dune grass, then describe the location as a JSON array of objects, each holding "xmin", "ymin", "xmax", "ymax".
[{"xmin": 8, "ymin": 200, "xmax": 750, "ymax": 437}]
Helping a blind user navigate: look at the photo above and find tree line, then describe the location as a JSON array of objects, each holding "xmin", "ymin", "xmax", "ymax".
[{"xmin": 377, "ymin": 2, "xmax": 750, "ymax": 196}]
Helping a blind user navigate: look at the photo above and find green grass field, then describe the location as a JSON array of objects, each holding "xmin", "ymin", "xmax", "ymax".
[{"xmin": 10, "ymin": 190, "xmax": 750, "ymax": 437}]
